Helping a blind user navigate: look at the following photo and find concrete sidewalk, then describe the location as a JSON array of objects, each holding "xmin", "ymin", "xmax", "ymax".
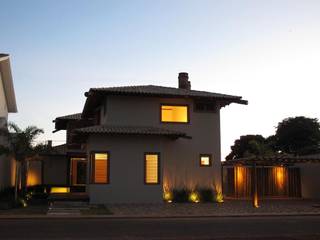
[{"xmin": 1, "ymin": 199, "xmax": 320, "ymax": 219}]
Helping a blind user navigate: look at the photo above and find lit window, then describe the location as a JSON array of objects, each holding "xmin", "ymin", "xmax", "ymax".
[
  {"xmin": 161, "ymin": 105, "xmax": 188, "ymax": 123},
  {"xmin": 200, "ymin": 154, "xmax": 212, "ymax": 166},
  {"xmin": 91, "ymin": 152, "xmax": 109, "ymax": 184},
  {"xmin": 145, "ymin": 153, "xmax": 160, "ymax": 184}
]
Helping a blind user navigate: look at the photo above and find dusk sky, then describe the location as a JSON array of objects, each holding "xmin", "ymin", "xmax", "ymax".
[{"xmin": 1, "ymin": 0, "xmax": 320, "ymax": 159}]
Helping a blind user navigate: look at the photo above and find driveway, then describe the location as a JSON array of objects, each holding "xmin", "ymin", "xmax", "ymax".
[{"xmin": 0, "ymin": 216, "xmax": 320, "ymax": 239}]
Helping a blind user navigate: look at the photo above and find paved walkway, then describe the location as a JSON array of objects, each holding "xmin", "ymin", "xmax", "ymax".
[
  {"xmin": 107, "ymin": 199, "xmax": 320, "ymax": 217},
  {"xmin": 1, "ymin": 199, "xmax": 320, "ymax": 218}
]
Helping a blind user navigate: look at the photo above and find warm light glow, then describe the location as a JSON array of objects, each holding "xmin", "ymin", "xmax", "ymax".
[
  {"xmin": 50, "ymin": 187, "xmax": 70, "ymax": 193},
  {"xmin": 161, "ymin": 105, "xmax": 188, "ymax": 123},
  {"xmin": 20, "ymin": 199, "xmax": 27, "ymax": 208},
  {"xmin": 27, "ymin": 171, "xmax": 41, "ymax": 186},
  {"xmin": 163, "ymin": 191, "xmax": 173, "ymax": 203},
  {"xmin": 274, "ymin": 166, "xmax": 285, "ymax": 191},
  {"xmin": 94, "ymin": 153, "xmax": 108, "ymax": 183},
  {"xmin": 200, "ymin": 156, "xmax": 211, "ymax": 166},
  {"xmin": 234, "ymin": 166, "xmax": 245, "ymax": 192},
  {"xmin": 145, "ymin": 154, "xmax": 159, "ymax": 184},
  {"xmin": 189, "ymin": 192, "xmax": 200, "ymax": 203},
  {"xmin": 215, "ymin": 191, "xmax": 224, "ymax": 203},
  {"xmin": 253, "ymin": 191, "xmax": 259, "ymax": 208}
]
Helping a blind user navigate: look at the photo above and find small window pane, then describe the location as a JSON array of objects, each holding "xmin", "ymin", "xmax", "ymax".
[
  {"xmin": 200, "ymin": 155, "xmax": 212, "ymax": 166},
  {"xmin": 161, "ymin": 105, "xmax": 188, "ymax": 123},
  {"xmin": 145, "ymin": 154, "xmax": 159, "ymax": 184}
]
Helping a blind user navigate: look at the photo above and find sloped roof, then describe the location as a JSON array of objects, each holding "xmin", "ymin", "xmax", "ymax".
[
  {"xmin": 75, "ymin": 125, "xmax": 189, "ymax": 139},
  {"xmin": 82, "ymin": 85, "xmax": 247, "ymax": 117},
  {"xmin": 0, "ymin": 53, "xmax": 17, "ymax": 113},
  {"xmin": 88, "ymin": 85, "xmax": 246, "ymax": 102},
  {"xmin": 53, "ymin": 113, "xmax": 83, "ymax": 132},
  {"xmin": 54, "ymin": 113, "xmax": 82, "ymax": 121}
]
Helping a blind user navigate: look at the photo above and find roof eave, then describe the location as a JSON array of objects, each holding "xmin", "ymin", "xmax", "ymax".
[{"xmin": 0, "ymin": 54, "xmax": 17, "ymax": 113}]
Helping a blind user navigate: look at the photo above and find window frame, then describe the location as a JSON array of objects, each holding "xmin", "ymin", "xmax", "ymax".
[
  {"xmin": 90, "ymin": 151, "xmax": 110, "ymax": 184},
  {"xmin": 160, "ymin": 103, "xmax": 190, "ymax": 124},
  {"xmin": 199, "ymin": 154, "xmax": 212, "ymax": 167},
  {"xmin": 144, "ymin": 152, "xmax": 161, "ymax": 185}
]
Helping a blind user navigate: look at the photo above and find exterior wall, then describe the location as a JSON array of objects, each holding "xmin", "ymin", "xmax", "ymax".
[
  {"xmin": 27, "ymin": 160, "xmax": 42, "ymax": 186},
  {"xmin": 0, "ymin": 73, "xmax": 10, "ymax": 190},
  {"xmin": 101, "ymin": 96, "xmax": 222, "ymax": 192},
  {"xmin": 298, "ymin": 163, "xmax": 320, "ymax": 199},
  {"xmin": 87, "ymin": 135, "xmax": 165, "ymax": 203},
  {"xmin": 42, "ymin": 155, "xmax": 68, "ymax": 185},
  {"xmin": 0, "ymin": 73, "xmax": 8, "ymax": 118},
  {"xmin": 0, "ymin": 58, "xmax": 16, "ymax": 191}
]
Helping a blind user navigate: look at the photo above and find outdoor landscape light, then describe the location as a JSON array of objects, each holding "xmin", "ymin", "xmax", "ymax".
[
  {"xmin": 189, "ymin": 192, "xmax": 200, "ymax": 203},
  {"xmin": 163, "ymin": 191, "xmax": 173, "ymax": 203}
]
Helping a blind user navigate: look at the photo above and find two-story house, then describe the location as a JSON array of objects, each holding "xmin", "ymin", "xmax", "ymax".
[
  {"xmin": 0, "ymin": 54, "xmax": 17, "ymax": 190},
  {"xmin": 51, "ymin": 72, "xmax": 247, "ymax": 203}
]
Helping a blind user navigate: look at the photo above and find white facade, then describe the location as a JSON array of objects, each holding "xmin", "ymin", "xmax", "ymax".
[
  {"xmin": 0, "ymin": 54, "xmax": 17, "ymax": 190},
  {"xmin": 87, "ymin": 95, "xmax": 223, "ymax": 203}
]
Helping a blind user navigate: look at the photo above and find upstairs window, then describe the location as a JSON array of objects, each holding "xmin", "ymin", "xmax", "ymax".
[
  {"xmin": 161, "ymin": 105, "xmax": 188, "ymax": 123},
  {"xmin": 194, "ymin": 101, "xmax": 217, "ymax": 113},
  {"xmin": 91, "ymin": 152, "xmax": 109, "ymax": 184},
  {"xmin": 145, "ymin": 153, "xmax": 160, "ymax": 184},
  {"xmin": 200, "ymin": 154, "xmax": 212, "ymax": 167}
]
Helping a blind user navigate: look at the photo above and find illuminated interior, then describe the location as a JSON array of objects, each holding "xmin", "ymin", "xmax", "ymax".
[
  {"xmin": 51, "ymin": 187, "xmax": 70, "ymax": 193},
  {"xmin": 161, "ymin": 105, "xmax": 188, "ymax": 123},
  {"xmin": 200, "ymin": 155, "xmax": 211, "ymax": 166},
  {"xmin": 274, "ymin": 166, "xmax": 285, "ymax": 191},
  {"xmin": 27, "ymin": 170, "xmax": 41, "ymax": 186},
  {"xmin": 145, "ymin": 154, "xmax": 159, "ymax": 184},
  {"xmin": 93, "ymin": 153, "xmax": 108, "ymax": 184}
]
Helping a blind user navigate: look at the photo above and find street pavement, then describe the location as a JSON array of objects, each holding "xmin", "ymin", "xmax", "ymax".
[{"xmin": 0, "ymin": 216, "xmax": 320, "ymax": 239}]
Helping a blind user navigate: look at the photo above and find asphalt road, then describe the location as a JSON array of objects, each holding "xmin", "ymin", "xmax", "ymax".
[{"xmin": 0, "ymin": 216, "xmax": 320, "ymax": 239}]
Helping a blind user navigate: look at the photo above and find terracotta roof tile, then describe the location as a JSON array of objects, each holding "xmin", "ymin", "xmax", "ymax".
[
  {"xmin": 89, "ymin": 85, "xmax": 247, "ymax": 103},
  {"xmin": 55, "ymin": 113, "xmax": 82, "ymax": 121},
  {"xmin": 75, "ymin": 125, "xmax": 189, "ymax": 138}
]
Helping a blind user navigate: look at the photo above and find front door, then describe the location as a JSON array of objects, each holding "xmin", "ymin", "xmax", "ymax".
[{"xmin": 70, "ymin": 158, "xmax": 87, "ymax": 185}]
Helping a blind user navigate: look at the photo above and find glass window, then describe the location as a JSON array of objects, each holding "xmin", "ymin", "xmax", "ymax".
[
  {"xmin": 161, "ymin": 105, "xmax": 188, "ymax": 123},
  {"xmin": 145, "ymin": 153, "xmax": 160, "ymax": 184},
  {"xmin": 91, "ymin": 152, "xmax": 109, "ymax": 184},
  {"xmin": 200, "ymin": 154, "xmax": 212, "ymax": 167}
]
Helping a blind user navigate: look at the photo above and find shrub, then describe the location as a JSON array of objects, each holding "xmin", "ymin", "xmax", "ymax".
[
  {"xmin": 199, "ymin": 188, "xmax": 214, "ymax": 202},
  {"xmin": 172, "ymin": 188, "xmax": 190, "ymax": 203}
]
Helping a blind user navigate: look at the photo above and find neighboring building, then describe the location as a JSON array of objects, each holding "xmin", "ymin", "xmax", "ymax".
[
  {"xmin": 0, "ymin": 54, "xmax": 17, "ymax": 190},
  {"xmin": 222, "ymin": 154, "xmax": 320, "ymax": 199},
  {"xmin": 47, "ymin": 72, "xmax": 247, "ymax": 203}
]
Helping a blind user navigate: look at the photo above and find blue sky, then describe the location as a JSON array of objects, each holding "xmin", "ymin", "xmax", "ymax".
[{"xmin": 1, "ymin": 0, "xmax": 320, "ymax": 159}]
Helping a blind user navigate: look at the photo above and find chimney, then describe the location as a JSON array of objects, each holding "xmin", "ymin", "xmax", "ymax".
[
  {"xmin": 178, "ymin": 72, "xmax": 191, "ymax": 90},
  {"xmin": 47, "ymin": 140, "xmax": 52, "ymax": 148}
]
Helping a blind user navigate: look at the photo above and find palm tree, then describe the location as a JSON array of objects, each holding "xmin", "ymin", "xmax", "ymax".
[{"xmin": 0, "ymin": 122, "xmax": 44, "ymax": 202}]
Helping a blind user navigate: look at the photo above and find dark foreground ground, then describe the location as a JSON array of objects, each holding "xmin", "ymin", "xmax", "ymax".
[{"xmin": 0, "ymin": 216, "xmax": 320, "ymax": 239}]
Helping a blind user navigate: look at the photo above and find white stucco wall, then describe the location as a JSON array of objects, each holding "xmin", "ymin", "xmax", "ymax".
[
  {"xmin": 297, "ymin": 163, "xmax": 320, "ymax": 199},
  {"xmin": 0, "ymin": 72, "xmax": 10, "ymax": 190},
  {"xmin": 87, "ymin": 95, "xmax": 222, "ymax": 203},
  {"xmin": 0, "ymin": 73, "xmax": 8, "ymax": 119},
  {"xmin": 87, "ymin": 135, "xmax": 165, "ymax": 203},
  {"xmin": 104, "ymin": 96, "xmax": 221, "ymax": 189}
]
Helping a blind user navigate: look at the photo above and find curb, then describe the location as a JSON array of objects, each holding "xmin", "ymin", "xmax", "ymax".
[{"xmin": 1, "ymin": 212, "xmax": 320, "ymax": 219}]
